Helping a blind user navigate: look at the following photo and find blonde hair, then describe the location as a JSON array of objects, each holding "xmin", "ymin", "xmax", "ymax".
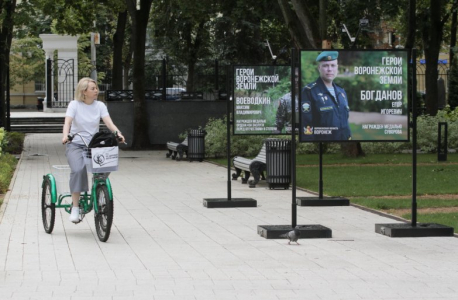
[{"xmin": 75, "ymin": 77, "xmax": 98, "ymax": 101}]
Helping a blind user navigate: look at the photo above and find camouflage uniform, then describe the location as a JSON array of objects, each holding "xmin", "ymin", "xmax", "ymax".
[{"xmin": 276, "ymin": 92, "xmax": 298, "ymax": 133}]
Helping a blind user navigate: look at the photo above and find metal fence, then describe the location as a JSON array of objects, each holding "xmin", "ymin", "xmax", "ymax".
[
  {"xmin": 143, "ymin": 59, "xmax": 229, "ymax": 94},
  {"xmin": 38, "ymin": 59, "xmax": 451, "ymax": 106},
  {"xmin": 416, "ymin": 61, "xmax": 449, "ymax": 94}
]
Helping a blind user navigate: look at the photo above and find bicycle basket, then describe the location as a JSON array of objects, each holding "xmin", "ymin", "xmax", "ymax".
[
  {"xmin": 52, "ymin": 165, "xmax": 71, "ymax": 195},
  {"xmin": 83, "ymin": 146, "xmax": 119, "ymax": 173},
  {"xmin": 88, "ymin": 130, "xmax": 118, "ymax": 148}
]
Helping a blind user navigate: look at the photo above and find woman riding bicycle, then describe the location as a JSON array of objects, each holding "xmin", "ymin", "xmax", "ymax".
[{"xmin": 62, "ymin": 77, "xmax": 125, "ymax": 223}]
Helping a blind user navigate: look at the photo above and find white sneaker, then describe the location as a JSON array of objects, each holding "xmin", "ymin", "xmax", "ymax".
[{"xmin": 69, "ymin": 207, "xmax": 80, "ymax": 223}]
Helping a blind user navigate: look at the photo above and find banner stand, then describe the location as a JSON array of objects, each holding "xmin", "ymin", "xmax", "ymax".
[
  {"xmin": 375, "ymin": 49, "xmax": 453, "ymax": 237},
  {"xmin": 297, "ymin": 142, "xmax": 349, "ymax": 206},
  {"xmin": 258, "ymin": 49, "xmax": 332, "ymax": 239},
  {"xmin": 203, "ymin": 65, "xmax": 257, "ymax": 208}
]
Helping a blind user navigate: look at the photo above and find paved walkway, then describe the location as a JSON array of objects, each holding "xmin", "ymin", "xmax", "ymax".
[{"xmin": 1, "ymin": 133, "xmax": 458, "ymax": 300}]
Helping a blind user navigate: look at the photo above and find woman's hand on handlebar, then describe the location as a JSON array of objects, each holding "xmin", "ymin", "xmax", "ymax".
[
  {"xmin": 62, "ymin": 134, "xmax": 73, "ymax": 145},
  {"xmin": 115, "ymin": 132, "xmax": 126, "ymax": 144}
]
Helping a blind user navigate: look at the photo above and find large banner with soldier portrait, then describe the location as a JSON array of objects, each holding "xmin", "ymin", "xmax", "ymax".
[
  {"xmin": 233, "ymin": 65, "xmax": 292, "ymax": 135},
  {"xmin": 299, "ymin": 49, "xmax": 409, "ymax": 142}
]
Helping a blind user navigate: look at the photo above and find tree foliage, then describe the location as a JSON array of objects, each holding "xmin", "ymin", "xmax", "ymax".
[
  {"xmin": 150, "ymin": 0, "xmax": 291, "ymax": 91},
  {"xmin": 9, "ymin": 37, "xmax": 45, "ymax": 86}
]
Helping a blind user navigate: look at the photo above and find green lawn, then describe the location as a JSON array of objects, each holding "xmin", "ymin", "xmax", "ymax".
[
  {"xmin": 207, "ymin": 153, "xmax": 458, "ymax": 232},
  {"xmin": 296, "ymin": 153, "xmax": 458, "ymax": 165},
  {"xmin": 296, "ymin": 164, "xmax": 458, "ymax": 197},
  {"xmin": 351, "ymin": 198, "xmax": 458, "ymax": 210},
  {"xmin": 401, "ymin": 212, "xmax": 458, "ymax": 232},
  {"xmin": 210, "ymin": 153, "xmax": 458, "ymax": 166}
]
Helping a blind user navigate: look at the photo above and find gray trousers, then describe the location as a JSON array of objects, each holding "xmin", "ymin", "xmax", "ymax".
[{"xmin": 66, "ymin": 143, "xmax": 88, "ymax": 193}]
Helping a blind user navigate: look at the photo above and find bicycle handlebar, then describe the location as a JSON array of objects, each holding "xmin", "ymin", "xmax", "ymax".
[
  {"xmin": 65, "ymin": 132, "xmax": 126, "ymax": 146},
  {"xmin": 113, "ymin": 131, "xmax": 127, "ymax": 145}
]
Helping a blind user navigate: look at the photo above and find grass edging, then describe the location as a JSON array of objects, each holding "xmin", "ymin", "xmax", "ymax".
[
  {"xmin": 0, "ymin": 152, "xmax": 23, "ymax": 224},
  {"xmin": 350, "ymin": 202, "xmax": 458, "ymax": 237}
]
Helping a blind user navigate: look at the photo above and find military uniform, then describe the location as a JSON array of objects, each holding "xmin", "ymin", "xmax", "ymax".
[
  {"xmin": 299, "ymin": 50, "xmax": 351, "ymax": 142},
  {"xmin": 300, "ymin": 77, "xmax": 351, "ymax": 141},
  {"xmin": 275, "ymin": 92, "xmax": 298, "ymax": 133}
]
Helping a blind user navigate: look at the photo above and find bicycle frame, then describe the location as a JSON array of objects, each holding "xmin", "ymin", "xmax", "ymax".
[
  {"xmin": 42, "ymin": 173, "xmax": 113, "ymax": 215},
  {"xmin": 41, "ymin": 131, "xmax": 120, "ymax": 241}
]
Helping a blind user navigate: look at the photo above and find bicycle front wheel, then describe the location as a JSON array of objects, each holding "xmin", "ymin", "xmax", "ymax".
[
  {"xmin": 94, "ymin": 185, "xmax": 113, "ymax": 242},
  {"xmin": 41, "ymin": 178, "xmax": 56, "ymax": 233}
]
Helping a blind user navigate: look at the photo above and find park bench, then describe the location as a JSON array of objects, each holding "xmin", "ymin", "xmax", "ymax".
[
  {"xmin": 232, "ymin": 141, "xmax": 267, "ymax": 188},
  {"xmin": 166, "ymin": 136, "xmax": 188, "ymax": 161}
]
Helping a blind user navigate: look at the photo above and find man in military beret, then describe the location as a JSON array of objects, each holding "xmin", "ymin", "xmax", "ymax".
[{"xmin": 300, "ymin": 51, "xmax": 351, "ymax": 141}]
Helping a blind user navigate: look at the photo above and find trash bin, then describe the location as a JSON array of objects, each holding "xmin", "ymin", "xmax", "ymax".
[
  {"xmin": 37, "ymin": 97, "xmax": 44, "ymax": 111},
  {"xmin": 187, "ymin": 129, "xmax": 206, "ymax": 162},
  {"xmin": 266, "ymin": 139, "xmax": 291, "ymax": 189}
]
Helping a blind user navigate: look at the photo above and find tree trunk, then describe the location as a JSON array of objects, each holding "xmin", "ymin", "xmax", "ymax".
[
  {"xmin": 340, "ymin": 143, "xmax": 365, "ymax": 158},
  {"xmin": 0, "ymin": 0, "xmax": 16, "ymax": 128},
  {"xmin": 421, "ymin": 0, "xmax": 445, "ymax": 116},
  {"xmin": 112, "ymin": 10, "xmax": 128, "ymax": 90},
  {"xmin": 405, "ymin": 0, "xmax": 416, "ymax": 117},
  {"xmin": 127, "ymin": 0, "xmax": 153, "ymax": 149},
  {"xmin": 186, "ymin": 63, "xmax": 195, "ymax": 92},
  {"xmin": 319, "ymin": 0, "xmax": 327, "ymax": 42},
  {"xmin": 450, "ymin": 1, "xmax": 457, "ymax": 65},
  {"xmin": 291, "ymin": 0, "xmax": 320, "ymax": 48},
  {"xmin": 277, "ymin": 0, "xmax": 316, "ymax": 49},
  {"xmin": 123, "ymin": 37, "xmax": 133, "ymax": 89},
  {"xmin": 404, "ymin": 0, "xmax": 416, "ymax": 49},
  {"xmin": 185, "ymin": 21, "xmax": 205, "ymax": 91}
]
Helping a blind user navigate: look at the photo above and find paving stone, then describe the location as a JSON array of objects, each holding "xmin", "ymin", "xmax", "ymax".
[{"xmin": 0, "ymin": 131, "xmax": 457, "ymax": 300}]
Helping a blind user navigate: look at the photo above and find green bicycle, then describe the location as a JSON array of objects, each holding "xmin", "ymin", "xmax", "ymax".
[{"xmin": 41, "ymin": 132, "xmax": 119, "ymax": 242}]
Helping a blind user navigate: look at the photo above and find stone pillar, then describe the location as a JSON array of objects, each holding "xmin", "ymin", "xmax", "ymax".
[
  {"xmin": 40, "ymin": 34, "xmax": 79, "ymax": 112},
  {"xmin": 42, "ymin": 48, "xmax": 54, "ymax": 113}
]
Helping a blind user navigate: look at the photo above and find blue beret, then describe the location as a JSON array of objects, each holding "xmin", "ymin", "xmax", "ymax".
[{"xmin": 316, "ymin": 51, "xmax": 339, "ymax": 62}]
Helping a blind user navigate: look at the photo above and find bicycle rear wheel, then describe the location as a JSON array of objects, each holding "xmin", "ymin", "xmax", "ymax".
[
  {"xmin": 94, "ymin": 185, "xmax": 113, "ymax": 242},
  {"xmin": 41, "ymin": 178, "xmax": 56, "ymax": 233}
]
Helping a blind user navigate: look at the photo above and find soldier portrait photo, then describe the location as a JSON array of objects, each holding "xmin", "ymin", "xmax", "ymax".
[
  {"xmin": 300, "ymin": 51, "xmax": 352, "ymax": 142},
  {"xmin": 299, "ymin": 50, "xmax": 409, "ymax": 142},
  {"xmin": 233, "ymin": 65, "xmax": 291, "ymax": 135}
]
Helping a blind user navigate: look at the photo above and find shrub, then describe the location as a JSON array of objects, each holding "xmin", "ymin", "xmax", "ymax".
[
  {"xmin": 202, "ymin": 108, "xmax": 458, "ymax": 157},
  {"xmin": 415, "ymin": 107, "xmax": 458, "ymax": 152},
  {"xmin": 0, "ymin": 128, "xmax": 5, "ymax": 156},
  {"xmin": 204, "ymin": 116, "xmax": 266, "ymax": 157},
  {"xmin": 204, "ymin": 117, "xmax": 344, "ymax": 157},
  {"xmin": 0, "ymin": 153, "xmax": 17, "ymax": 194},
  {"xmin": 4, "ymin": 131, "xmax": 25, "ymax": 154}
]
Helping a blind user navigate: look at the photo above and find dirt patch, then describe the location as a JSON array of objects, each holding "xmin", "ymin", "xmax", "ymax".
[
  {"xmin": 385, "ymin": 206, "xmax": 458, "ymax": 217},
  {"xmin": 367, "ymin": 194, "xmax": 458, "ymax": 200},
  {"xmin": 298, "ymin": 162, "xmax": 458, "ymax": 167}
]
